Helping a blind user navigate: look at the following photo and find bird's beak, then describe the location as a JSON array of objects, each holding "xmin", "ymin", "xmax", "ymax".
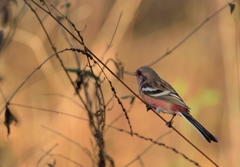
[{"xmin": 132, "ymin": 72, "xmax": 137, "ymax": 76}]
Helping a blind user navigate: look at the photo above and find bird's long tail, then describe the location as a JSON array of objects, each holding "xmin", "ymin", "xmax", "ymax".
[{"xmin": 178, "ymin": 112, "xmax": 218, "ymax": 143}]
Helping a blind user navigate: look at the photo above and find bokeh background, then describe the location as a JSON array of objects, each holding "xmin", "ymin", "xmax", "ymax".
[{"xmin": 0, "ymin": 0, "xmax": 239, "ymax": 166}]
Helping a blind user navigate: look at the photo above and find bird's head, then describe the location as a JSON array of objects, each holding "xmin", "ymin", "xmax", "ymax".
[{"xmin": 133, "ymin": 66, "xmax": 159, "ymax": 85}]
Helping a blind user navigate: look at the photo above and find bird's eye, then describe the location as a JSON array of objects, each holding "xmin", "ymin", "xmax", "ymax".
[{"xmin": 137, "ymin": 70, "xmax": 142, "ymax": 75}]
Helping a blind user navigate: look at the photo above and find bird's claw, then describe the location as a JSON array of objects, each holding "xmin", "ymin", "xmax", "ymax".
[
  {"xmin": 166, "ymin": 121, "xmax": 173, "ymax": 128},
  {"xmin": 146, "ymin": 105, "xmax": 152, "ymax": 111},
  {"xmin": 166, "ymin": 114, "xmax": 176, "ymax": 128}
]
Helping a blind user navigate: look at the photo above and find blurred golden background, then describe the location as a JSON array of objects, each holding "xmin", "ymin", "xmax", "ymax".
[{"xmin": 0, "ymin": 0, "xmax": 239, "ymax": 166}]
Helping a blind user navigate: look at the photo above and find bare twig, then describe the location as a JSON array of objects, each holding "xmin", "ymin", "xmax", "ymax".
[
  {"xmin": 49, "ymin": 154, "xmax": 84, "ymax": 167},
  {"xmin": 41, "ymin": 125, "xmax": 95, "ymax": 164},
  {"xmin": 7, "ymin": 135, "xmax": 55, "ymax": 167},
  {"xmin": 10, "ymin": 102, "xmax": 200, "ymax": 166},
  {"xmin": 0, "ymin": 88, "xmax": 6, "ymax": 101},
  {"xmin": 24, "ymin": 0, "xmax": 91, "ymax": 120},
  {"xmin": 44, "ymin": 93, "xmax": 85, "ymax": 109},
  {"xmin": 0, "ymin": 48, "xmax": 74, "ymax": 115},
  {"xmin": 101, "ymin": 12, "xmax": 123, "ymax": 60},
  {"xmin": 104, "ymin": 96, "xmax": 135, "ymax": 135},
  {"xmin": 37, "ymin": 143, "xmax": 58, "ymax": 167},
  {"xmin": 124, "ymin": 130, "xmax": 201, "ymax": 167},
  {"xmin": 112, "ymin": 128, "xmax": 201, "ymax": 167},
  {"xmin": 92, "ymin": 61, "xmax": 133, "ymax": 135},
  {"xmin": 145, "ymin": 1, "xmax": 235, "ymax": 67},
  {"xmin": 51, "ymin": 4, "xmax": 81, "ymax": 69}
]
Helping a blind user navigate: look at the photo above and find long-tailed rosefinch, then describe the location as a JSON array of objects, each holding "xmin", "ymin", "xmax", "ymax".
[{"xmin": 134, "ymin": 66, "xmax": 218, "ymax": 143}]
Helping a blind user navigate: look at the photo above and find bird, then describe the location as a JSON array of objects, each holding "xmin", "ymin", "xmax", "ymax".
[{"xmin": 134, "ymin": 66, "xmax": 218, "ymax": 143}]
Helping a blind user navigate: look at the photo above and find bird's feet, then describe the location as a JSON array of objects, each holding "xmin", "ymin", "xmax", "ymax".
[
  {"xmin": 166, "ymin": 121, "xmax": 173, "ymax": 128},
  {"xmin": 166, "ymin": 114, "xmax": 176, "ymax": 128},
  {"xmin": 146, "ymin": 105, "xmax": 152, "ymax": 111}
]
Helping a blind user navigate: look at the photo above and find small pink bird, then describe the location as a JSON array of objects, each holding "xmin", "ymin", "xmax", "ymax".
[{"xmin": 134, "ymin": 66, "xmax": 218, "ymax": 143}]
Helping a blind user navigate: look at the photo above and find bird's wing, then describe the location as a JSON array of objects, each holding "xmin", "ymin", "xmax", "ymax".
[{"xmin": 141, "ymin": 80, "xmax": 190, "ymax": 110}]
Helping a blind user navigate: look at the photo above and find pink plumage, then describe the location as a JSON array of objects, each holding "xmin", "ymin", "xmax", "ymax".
[{"xmin": 134, "ymin": 66, "xmax": 218, "ymax": 143}]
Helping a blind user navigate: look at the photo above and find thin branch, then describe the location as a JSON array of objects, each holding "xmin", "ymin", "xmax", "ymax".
[
  {"xmin": 41, "ymin": 125, "xmax": 95, "ymax": 164},
  {"xmin": 44, "ymin": 93, "xmax": 85, "ymax": 109},
  {"xmin": 7, "ymin": 135, "xmax": 55, "ymax": 167},
  {"xmin": 10, "ymin": 102, "xmax": 87, "ymax": 120},
  {"xmin": 0, "ymin": 88, "xmax": 6, "ymax": 101},
  {"xmin": 11, "ymin": 102, "xmax": 201, "ymax": 166},
  {"xmin": 0, "ymin": 48, "xmax": 73, "ymax": 115},
  {"xmin": 49, "ymin": 154, "xmax": 84, "ymax": 167},
  {"xmin": 110, "ymin": 127, "xmax": 201, "ymax": 167},
  {"xmin": 51, "ymin": 4, "xmax": 81, "ymax": 69},
  {"xmin": 25, "ymin": 0, "xmax": 91, "ymax": 121},
  {"xmin": 105, "ymin": 94, "xmax": 115, "ymax": 109},
  {"xmin": 146, "ymin": 0, "xmax": 235, "ymax": 67},
  {"xmin": 124, "ymin": 131, "xmax": 173, "ymax": 167},
  {"xmin": 124, "ymin": 130, "xmax": 200, "ymax": 167},
  {"xmin": 92, "ymin": 60, "xmax": 133, "ymax": 136},
  {"xmin": 137, "ymin": 156, "xmax": 144, "ymax": 167},
  {"xmin": 101, "ymin": 11, "xmax": 123, "ymax": 60},
  {"xmin": 104, "ymin": 96, "xmax": 134, "ymax": 135},
  {"xmin": 37, "ymin": 143, "xmax": 59, "ymax": 167}
]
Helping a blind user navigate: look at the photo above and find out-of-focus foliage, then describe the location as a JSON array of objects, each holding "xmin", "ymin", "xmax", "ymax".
[{"xmin": 0, "ymin": 0, "xmax": 17, "ymax": 27}]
